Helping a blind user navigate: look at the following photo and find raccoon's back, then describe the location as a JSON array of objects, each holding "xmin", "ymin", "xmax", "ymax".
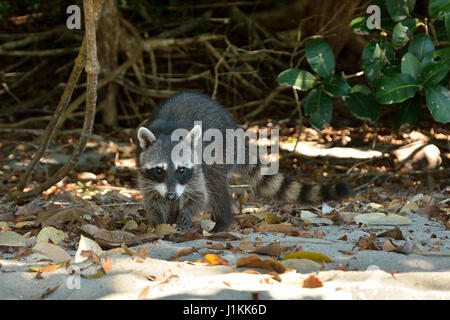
[{"xmin": 145, "ymin": 91, "xmax": 239, "ymax": 135}]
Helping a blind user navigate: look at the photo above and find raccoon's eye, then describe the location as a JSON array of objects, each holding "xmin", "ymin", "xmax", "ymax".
[
  {"xmin": 144, "ymin": 167, "xmax": 166, "ymax": 182},
  {"xmin": 178, "ymin": 167, "xmax": 186, "ymax": 174}
]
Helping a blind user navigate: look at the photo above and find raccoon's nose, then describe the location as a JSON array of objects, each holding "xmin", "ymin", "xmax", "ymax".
[{"xmin": 166, "ymin": 192, "xmax": 177, "ymax": 201}]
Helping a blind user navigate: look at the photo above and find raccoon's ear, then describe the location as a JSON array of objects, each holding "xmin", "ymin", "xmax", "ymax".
[
  {"xmin": 184, "ymin": 124, "xmax": 202, "ymax": 148},
  {"xmin": 137, "ymin": 127, "xmax": 156, "ymax": 149}
]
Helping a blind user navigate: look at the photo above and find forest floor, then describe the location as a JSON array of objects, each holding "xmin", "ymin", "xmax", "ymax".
[{"xmin": 0, "ymin": 123, "xmax": 449, "ymax": 300}]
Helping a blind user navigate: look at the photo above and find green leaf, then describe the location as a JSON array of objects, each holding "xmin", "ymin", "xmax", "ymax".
[
  {"xmin": 376, "ymin": 73, "xmax": 419, "ymax": 104},
  {"xmin": 277, "ymin": 69, "xmax": 316, "ymax": 90},
  {"xmin": 401, "ymin": 52, "xmax": 421, "ymax": 79},
  {"xmin": 322, "ymin": 75, "xmax": 350, "ymax": 97},
  {"xmin": 425, "ymin": 85, "xmax": 450, "ymax": 123},
  {"xmin": 362, "ymin": 39, "xmax": 395, "ymax": 82},
  {"xmin": 428, "ymin": 0, "xmax": 450, "ymax": 19},
  {"xmin": 392, "ymin": 22, "xmax": 409, "ymax": 47},
  {"xmin": 350, "ymin": 84, "xmax": 372, "ymax": 95},
  {"xmin": 304, "ymin": 88, "xmax": 333, "ymax": 129},
  {"xmin": 343, "ymin": 93, "xmax": 378, "ymax": 122},
  {"xmin": 420, "ymin": 59, "xmax": 449, "ymax": 88},
  {"xmin": 422, "ymin": 48, "xmax": 450, "ymax": 70},
  {"xmin": 434, "ymin": 48, "xmax": 450, "ymax": 68},
  {"xmin": 408, "ymin": 33, "xmax": 435, "ymax": 61},
  {"xmin": 374, "ymin": 0, "xmax": 396, "ymax": 31},
  {"xmin": 386, "ymin": 0, "xmax": 416, "ymax": 22},
  {"xmin": 305, "ymin": 39, "xmax": 335, "ymax": 79},
  {"xmin": 392, "ymin": 18, "xmax": 417, "ymax": 47},
  {"xmin": 394, "ymin": 96, "xmax": 420, "ymax": 130},
  {"xmin": 350, "ymin": 17, "xmax": 375, "ymax": 35},
  {"xmin": 382, "ymin": 64, "xmax": 402, "ymax": 78}
]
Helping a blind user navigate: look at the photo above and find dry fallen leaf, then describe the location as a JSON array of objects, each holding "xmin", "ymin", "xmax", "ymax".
[
  {"xmin": 355, "ymin": 234, "xmax": 379, "ymax": 251},
  {"xmin": 137, "ymin": 246, "xmax": 151, "ymax": 259},
  {"xmin": 117, "ymin": 244, "xmax": 135, "ymax": 257},
  {"xmin": 123, "ymin": 220, "xmax": 138, "ymax": 231},
  {"xmin": 14, "ymin": 248, "xmax": 33, "ymax": 259},
  {"xmin": 207, "ymin": 243, "xmax": 225, "ymax": 250},
  {"xmin": 0, "ymin": 214, "xmax": 15, "ymax": 222},
  {"xmin": 400, "ymin": 202, "xmax": 419, "ymax": 214},
  {"xmin": 37, "ymin": 226, "xmax": 66, "ymax": 245},
  {"xmin": 242, "ymin": 269, "xmax": 261, "ymax": 275},
  {"xmin": 281, "ymin": 251, "xmax": 333, "ymax": 262},
  {"xmin": 81, "ymin": 224, "xmax": 136, "ymax": 244},
  {"xmin": 313, "ymin": 230, "xmax": 326, "ymax": 238},
  {"xmin": 338, "ymin": 250, "xmax": 355, "ymax": 256},
  {"xmin": 338, "ymin": 264, "xmax": 347, "ymax": 271},
  {"xmin": 75, "ymin": 235, "xmax": 103, "ymax": 263},
  {"xmin": 101, "ymin": 257, "xmax": 112, "ymax": 273},
  {"xmin": 37, "ymin": 285, "xmax": 60, "ymax": 300},
  {"xmin": 39, "ymin": 207, "xmax": 88, "ymax": 228},
  {"xmin": 239, "ymin": 191, "xmax": 248, "ymax": 205},
  {"xmin": 32, "ymin": 242, "xmax": 71, "ymax": 262},
  {"xmin": 29, "ymin": 262, "xmax": 65, "ymax": 273},
  {"xmin": 253, "ymin": 242, "xmax": 281, "ymax": 257},
  {"xmin": 236, "ymin": 254, "xmax": 286, "ymax": 273},
  {"xmin": 382, "ymin": 239, "xmax": 397, "ymax": 251},
  {"xmin": 154, "ymin": 224, "xmax": 177, "ymax": 237},
  {"xmin": 0, "ymin": 231, "xmax": 26, "ymax": 247},
  {"xmin": 81, "ymin": 250, "xmax": 101, "ymax": 265},
  {"xmin": 266, "ymin": 272, "xmax": 282, "ymax": 282},
  {"xmin": 416, "ymin": 205, "xmax": 441, "ymax": 219},
  {"xmin": 254, "ymin": 224, "xmax": 299, "ymax": 236},
  {"xmin": 239, "ymin": 239, "xmax": 256, "ymax": 251},
  {"xmin": 138, "ymin": 286, "xmax": 150, "ymax": 299},
  {"xmin": 302, "ymin": 275, "xmax": 323, "ymax": 288},
  {"xmin": 377, "ymin": 227, "xmax": 405, "ymax": 240},
  {"xmin": 354, "ymin": 213, "xmax": 412, "ymax": 225},
  {"xmin": 300, "ymin": 211, "xmax": 333, "ymax": 225},
  {"xmin": 252, "ymin": 293, "xmax": 261, "ymax": 300},
  {"xmin": 81, "ymin": 268, "xmax": 104, "ymax": 279},
  {"xmin": 387, "ymin": 199, "xmax": 402, "ymax": 212},
  {"xmin": 204, "ymin": 254, "xmax": 232, "ymax": 267},
  {"xmin": 201, "ymin": 219, "xmax": 216, "ymax": 232},
  {"xmin": 170, "ymin": 248, "xmax": 199, "ymax": 260},
  {"xmin": 223, "ymin": 280, "xmax": 232, "ymax": 287}
]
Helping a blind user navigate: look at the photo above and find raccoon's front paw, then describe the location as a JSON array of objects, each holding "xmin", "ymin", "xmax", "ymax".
[{"xmin": 176, "ymin": 213, "xmax": 192, "ymax": 230}]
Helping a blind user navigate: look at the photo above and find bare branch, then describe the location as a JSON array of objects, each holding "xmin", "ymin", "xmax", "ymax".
[{"xmin": 16, "ymin": 0, "xmax": 103, "ymax": 200}]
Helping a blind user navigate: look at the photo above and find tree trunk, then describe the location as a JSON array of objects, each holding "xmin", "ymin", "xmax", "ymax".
[
  {"xmin": 97, "ymin": 0, "xmax": 120, "ymax": 126},
  {"xmin": 254, "ymin": 0, "xmax": 370, "ymax": 59}
]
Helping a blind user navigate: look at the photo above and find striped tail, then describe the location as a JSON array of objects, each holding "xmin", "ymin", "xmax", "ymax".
[{"xmin": 245, "ymin": 164, "xmax": 349, "ymax": 204}]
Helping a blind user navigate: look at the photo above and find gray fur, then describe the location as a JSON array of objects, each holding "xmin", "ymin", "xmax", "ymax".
[{"xmin": 137, "ymin": 91, "xmax": 349, "ymax": 232}]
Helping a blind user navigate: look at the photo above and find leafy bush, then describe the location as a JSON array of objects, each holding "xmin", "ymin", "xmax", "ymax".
[{"xmin": 278, "ymin": 0, "xmax": 450, "ymax": 129}]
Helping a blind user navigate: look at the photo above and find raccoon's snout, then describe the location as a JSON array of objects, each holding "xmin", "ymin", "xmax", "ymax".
[{"xmin": 166, "ymin": 192, "xmax": 177, "ymax": 201}]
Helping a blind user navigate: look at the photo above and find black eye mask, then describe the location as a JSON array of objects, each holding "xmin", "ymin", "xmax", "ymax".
[
  {"xmin": 144, "ymin": 167, "xmax": 166, "ymax": 183},
  {"xmin": 177, "ymin": 167, "xmax": 193, "ymax": 185}
]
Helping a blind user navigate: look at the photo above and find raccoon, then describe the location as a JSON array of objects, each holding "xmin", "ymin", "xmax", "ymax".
[{"xmin": 136, "ymin": 91, "xmax": 349, "ymax": 233}]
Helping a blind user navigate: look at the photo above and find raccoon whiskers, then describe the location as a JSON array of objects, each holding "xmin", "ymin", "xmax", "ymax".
[{"xmin": 182, "ymin": 188, "xmax": 206, "ymax": 206}]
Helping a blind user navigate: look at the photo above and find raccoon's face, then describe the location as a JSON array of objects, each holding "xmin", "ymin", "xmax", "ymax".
[{"xmin": 137, "ymin": 125, "xmax": 201, "ymax": 201}]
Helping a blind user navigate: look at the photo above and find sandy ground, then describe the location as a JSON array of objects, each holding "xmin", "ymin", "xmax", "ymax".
[{"xmin": 1, "ymin": 209, "xmax": 449, "ymax": 300}]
